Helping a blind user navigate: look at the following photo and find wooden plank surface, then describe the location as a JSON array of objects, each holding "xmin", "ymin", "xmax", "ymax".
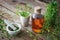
[
  {"xmin": 0, "ymin": 0, "xmax": 47, "ymax": 40},
  {"xmin": 0, "ymin": 0, "xmax": 16, "ymax": 13}
]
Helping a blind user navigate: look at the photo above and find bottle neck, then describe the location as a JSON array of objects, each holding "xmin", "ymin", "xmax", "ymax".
[{"xmin": 32, "ymin": 13, "xmax": 43, "ymax": 19}]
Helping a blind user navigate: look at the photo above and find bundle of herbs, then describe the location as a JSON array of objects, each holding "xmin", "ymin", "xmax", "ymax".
[
  {"xmin": 0, "ymin": 19, "xmax": 10, "ymax": 39},
  {"xmin": 16, "ymin": 4, "xmax": 32, "ymax": 16},
  {"xmin": 41, "ymin": 0, "xmax": 60, "ymax": 40},
  {"xmin": 19, "ymin": 11, "xmax": 30, "ymax": 18},
  {"xmin": 0, "ymin": 19, "xmax": 4, "ymax": 30},
  {"xmin": 53, "ymin": 17, "xmax": 60, "ymax": 39},
  {"xmin": 43, "ymin": 0, "xmax": 58, "ymax": 32}
]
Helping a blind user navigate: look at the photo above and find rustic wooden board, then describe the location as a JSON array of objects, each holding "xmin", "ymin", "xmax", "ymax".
[
  {"xmin": 0, "ymin": 0, "xmax": 16, "ymax": 13},
  {"xmin": 0, "ymin": 0, "xmax": 47, "ymax": 40},
  {"xmin": 0, "ymin": 0, "xmax": 47, "ymax": 15},
  {"xmin": 0, "ymin": 6, "xmax": 21, "ymax": 24}
]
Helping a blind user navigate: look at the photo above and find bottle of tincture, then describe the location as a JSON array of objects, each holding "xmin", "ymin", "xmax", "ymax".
[{"xmin": 32, "ymin": 6, "xmax": 44, "ymax": 33}]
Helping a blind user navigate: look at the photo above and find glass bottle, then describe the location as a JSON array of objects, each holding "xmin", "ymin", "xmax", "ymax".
[{"xmin": 32, "ymin": 9, "xmax": 44, "ymax": 33}]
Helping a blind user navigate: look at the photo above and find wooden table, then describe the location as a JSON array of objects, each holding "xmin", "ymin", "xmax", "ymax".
[{"xmin": 0, "ymin": 0, "xmax": 47, "ymax": 40}]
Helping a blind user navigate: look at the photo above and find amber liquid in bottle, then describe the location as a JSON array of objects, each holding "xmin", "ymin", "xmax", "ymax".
[{"xmin": 32, "ymin": 14, "xmax": 44, "ymax": 33}]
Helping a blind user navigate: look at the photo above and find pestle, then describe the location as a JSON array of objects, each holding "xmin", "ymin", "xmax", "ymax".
[{"xmin": 4, "ymin": 19, "xmax": 16, "ymax": 30}]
